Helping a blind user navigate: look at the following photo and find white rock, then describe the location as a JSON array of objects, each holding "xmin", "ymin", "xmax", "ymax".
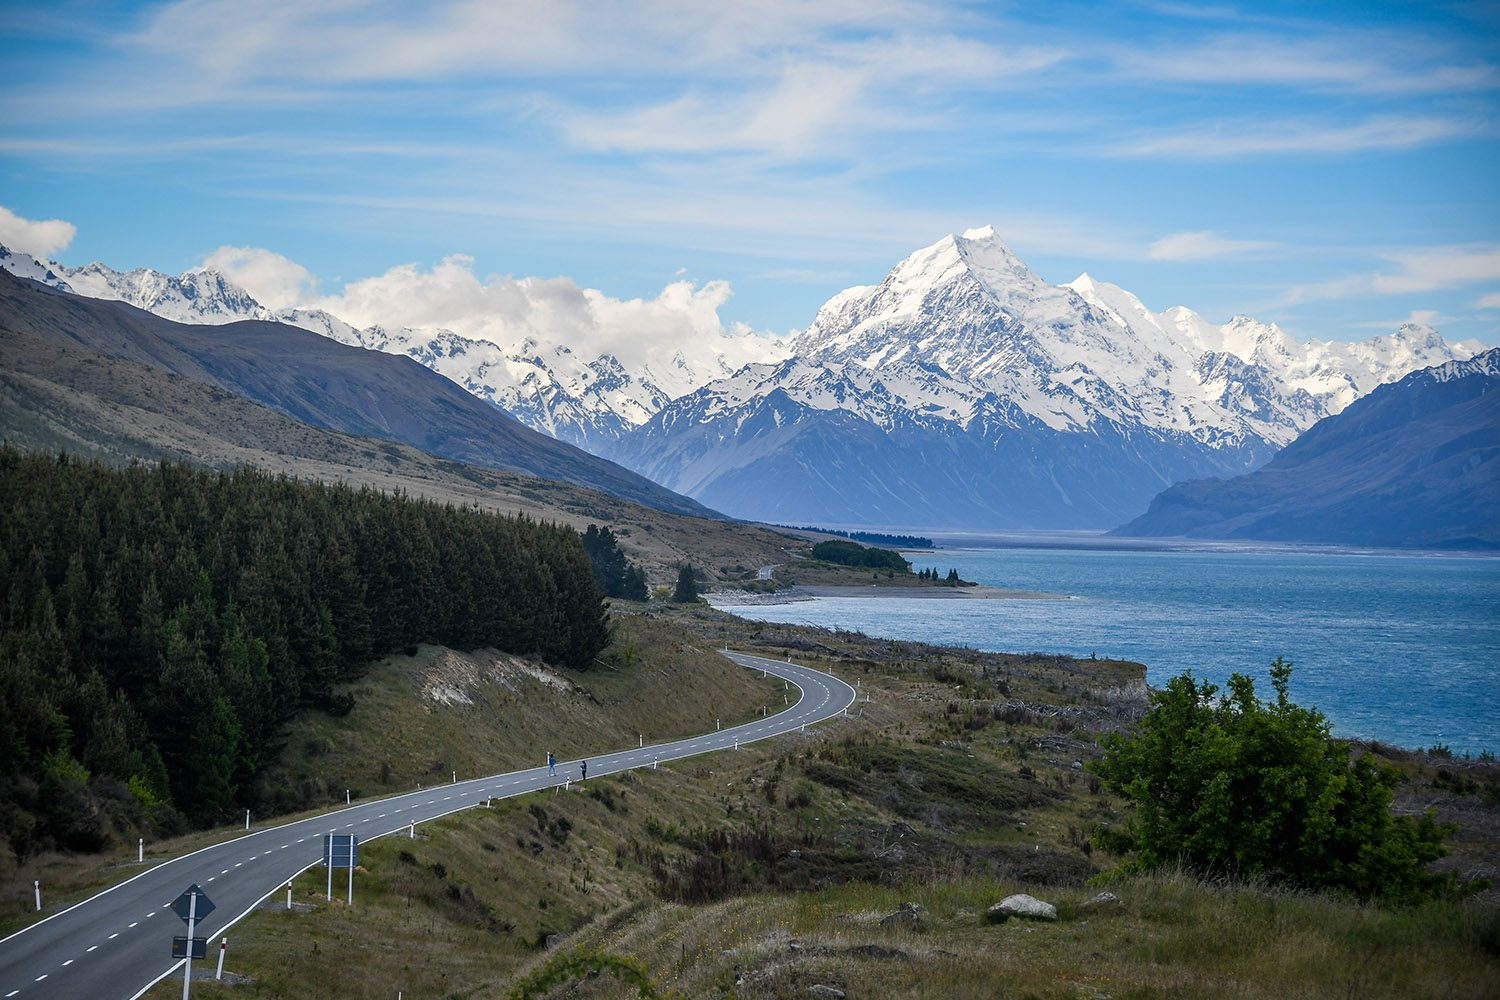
[{"xmin": 988, "ymin": 893, "xmax": 1057, "ymax": 921}]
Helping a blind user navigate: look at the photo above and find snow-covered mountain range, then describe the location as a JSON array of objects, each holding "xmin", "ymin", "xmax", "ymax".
[
  {"xmin": 607, "ymin": 227, "xmax": 1483, "ymax": 526},
  {"xmin": 0, "ymin": 244, "xmax": 774, "ymax": 450},
  {"xmin": 1, "ymin": 230, "xmax": 1483, "ymax": 527}
]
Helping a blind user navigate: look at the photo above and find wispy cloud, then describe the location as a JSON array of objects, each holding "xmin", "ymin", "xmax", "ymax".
[
  {"xmin": 1114, "ymin": 115, "xmax": 1479, "ymax": 158},
  {"xmin": 1148, "ymin": 230, "xmax": 1276, "ymax": 261},
  {"xmin": 1283, "ymin": 245, "xmax": 1500, "ymax": 303},
  {"xmin": 1476, "ymin": 292, "xmax": 1500, "ymax": 309},
  {"xmin": 0, "ymin": 205, "xmax": 76, "ymax": 257},
  {"xmin": 536, "ymin": 33, "xmax": 1066, "ymax": 158},
  {"xmin": 1111, "ymin": 32, "xmax": 1497, "ymax": 95}
]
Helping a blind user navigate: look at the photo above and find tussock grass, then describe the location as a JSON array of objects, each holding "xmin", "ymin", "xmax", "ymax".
[{"xmin": 563, "ymin": 873, "xmax": 1500, "ymax": 999}]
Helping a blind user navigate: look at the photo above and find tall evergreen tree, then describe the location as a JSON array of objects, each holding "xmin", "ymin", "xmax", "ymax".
[{"xmin": 673, "ymin": 565, "xmax": 700, "ymax": 604}]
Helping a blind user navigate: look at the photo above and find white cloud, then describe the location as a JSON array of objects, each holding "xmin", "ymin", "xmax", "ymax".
[
  {"xmin": 309, "ymin": 255, "xmax": 786, "ymax": 379},
  {"xmin": 1373, "ymin": 246, "xmax": 1500, "ymax": 294},
  {"xmin": 1148, "ymin": 230, "xmax": 1276, "ymax": 261},
  {"xmin": 1111, "ymin": 32, "xmax": 1496, "ymax": 95},
  {"xmin": 1115, "ymin": 115, "xmax": 1476, "ymax": 158},
  {"xmin": 199, "ymin": 245, "xmax": 315, "ymax": 310},
  {"xmin": 0, "ymin": 205, "xmax": 77, "ymax": 258},
  {"xmin": 554, "ymin": 36, "xmax": 1065, "ymax": 159},
  {"xmin": 1283, "ymin": 244, "xmax": 1500, "ymax": 303},
  {"xmin": 1476, "ymin": 292, "xmax": 1500, "ymax": 309}
]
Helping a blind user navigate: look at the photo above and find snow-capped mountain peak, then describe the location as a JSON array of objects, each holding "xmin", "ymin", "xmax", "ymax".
[
  {"xmin": 0, "ymin": 244, "xmax": 272, "ymax": 325},
  {"xmin": 612, "ymin": 226, "xmax": 1486, "ymax": 527}
]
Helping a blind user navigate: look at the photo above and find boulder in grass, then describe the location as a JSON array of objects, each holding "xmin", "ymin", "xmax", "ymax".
[
  {"xmin": 1080, "ymin": 891, "xmax": 1121, "ymax": 910},
  {"xmin": 987, "ymin": 893, "xmax": 1057, "ymax": 922},
  {"xmin": 880, "ymin": 902, "xmax": 924, "ymax": 927}
]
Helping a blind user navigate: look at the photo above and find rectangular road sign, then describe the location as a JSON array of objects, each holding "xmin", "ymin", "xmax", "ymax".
[
  {"xmin": 171, "ymin": 936, "xmax": 208, "ymax": 959},
  {"xmin": 172, "ymin": 884, "xmax": 215, "ymax": 924},
  {"xmin": 323, "ymin": 833, "xmax": 359, "ymax": 867}
]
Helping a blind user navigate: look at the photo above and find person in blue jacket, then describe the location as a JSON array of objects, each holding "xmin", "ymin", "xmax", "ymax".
[
  {"xmin": 580, "ymin": 760, "xmax": 588, "ymax": 782},
  {"xmin": 547, "ymin": 751, "xmax": 556, "ymax": 777}
]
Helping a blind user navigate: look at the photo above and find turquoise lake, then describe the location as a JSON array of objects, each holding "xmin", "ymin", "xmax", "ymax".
[{"xmin": 712, "ymin": 541, "xmax": 1500, "ymax": 753}]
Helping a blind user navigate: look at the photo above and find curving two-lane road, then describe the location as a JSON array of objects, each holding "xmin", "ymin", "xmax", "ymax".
[{"xmin": 0, "ymin": 651, "xmax": 855, "ymax": 999}]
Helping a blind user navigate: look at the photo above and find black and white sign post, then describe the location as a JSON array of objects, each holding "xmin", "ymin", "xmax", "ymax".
[
  {"xmin": 170, "ymin": 883, "xmax": 214, "ymax": 1000},
  {"xmin": 323, "ymin": 833, "xmax": 359, "ymax": 906}
]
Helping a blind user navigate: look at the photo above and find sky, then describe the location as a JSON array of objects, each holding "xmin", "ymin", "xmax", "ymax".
[{"xmin": 1, "ymin": 0, "xmax": 1497, "ymax": 348}]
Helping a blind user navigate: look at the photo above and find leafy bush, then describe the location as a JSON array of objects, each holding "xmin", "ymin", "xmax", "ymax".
[{"xmin": 1092, "ymin": 658, "xmax": 1467, "ymax": 905}]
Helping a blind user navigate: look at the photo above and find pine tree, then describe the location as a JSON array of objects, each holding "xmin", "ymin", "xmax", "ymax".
[{"xmin": 673, "ymin": 565, "xmax": 700, "ymax": 603}]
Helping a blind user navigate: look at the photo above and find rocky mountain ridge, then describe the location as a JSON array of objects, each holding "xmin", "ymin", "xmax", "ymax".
[{"xmin": 1113, "ymin": 348, "xmax": 1500, "ymax": 547}]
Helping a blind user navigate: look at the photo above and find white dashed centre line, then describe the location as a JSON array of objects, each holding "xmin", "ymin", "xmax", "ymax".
[
  {"xmin": 86, "ymin": 946, "xmax": 97, "ymax": 953},
  {"xmin": 128, "ymin": 922, "xmax": 137, "ymax": 928},
  {"xmin": 108, "ymin": 934, "xmax": 118, "ymax": 940},
  {"xmin": 7, "ymin": 988, "xmax": 21, "ymax": 996},
  {"xmin": 61, "ymin": 960, "xmax": 73, "ymax": 967}
]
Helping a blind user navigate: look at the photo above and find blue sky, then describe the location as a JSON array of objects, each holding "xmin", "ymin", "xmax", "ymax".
[{"xmin": 1, "ymin": 0, "xmax": 1497, "ymax": 346}]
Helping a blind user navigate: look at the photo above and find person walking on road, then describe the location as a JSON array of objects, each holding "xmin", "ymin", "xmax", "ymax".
[
  {"xmin": 580, "ymin": 760, "xmax": 588, "ymax": 782},
  {"xmin": 547, "ymin": 751, "xmax": 556, "ymax": 777}
]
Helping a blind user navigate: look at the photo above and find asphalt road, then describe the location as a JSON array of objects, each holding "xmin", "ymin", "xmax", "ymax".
[{"xmin": 0, "ymin": 650, "xmax": 856, "ymax": 1000}]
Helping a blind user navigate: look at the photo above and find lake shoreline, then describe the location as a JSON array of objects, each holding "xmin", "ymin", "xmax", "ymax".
[{"xmin": 709, "ymin": 583, "xmax": 1070, "ymax": 605}]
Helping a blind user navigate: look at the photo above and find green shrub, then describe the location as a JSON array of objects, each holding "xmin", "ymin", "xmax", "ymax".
[{"xmin": 1092, "ymin": 658, "xmax": 1469, "ymax": 905}]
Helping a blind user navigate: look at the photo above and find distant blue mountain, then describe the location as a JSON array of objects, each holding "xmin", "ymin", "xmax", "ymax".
[{"xmin": 1112, "ymin": 349, "xmax": 1500, "ymax": 549}]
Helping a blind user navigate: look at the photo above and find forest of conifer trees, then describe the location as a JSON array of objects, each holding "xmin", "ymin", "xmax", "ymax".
[{"xmin": 0, "ymin": 449, "xmax": 610, "ymax": 860}]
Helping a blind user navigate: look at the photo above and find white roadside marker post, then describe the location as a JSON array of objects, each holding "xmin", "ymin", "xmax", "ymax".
[
  {"xmin": 182, "ymin": 890, "xmax": 198, "ymax": 1000},
  {"xmin": 286, "ymin": 881, "xmax": 293, "ymax": 909},
  {"xmin": 245, "ymin": 809, "xmax": 250, "ymax": 830},
  {"xmin": 408, "ymin": 821, "xmax": 414, "ymax": 840},
  {"xmin": 346, "ymin": 789, "xmax": 350, "ymax": 805},
  {"xmin": 452, "ymin": 771, "xmax": 457, "ymax": 784},
  {"xmin": 215, "ymin": 937, "xmax": 227, "ymax": 980},
  {"xmin": 639, "ymin": 734, "xmax": 643, "ymax": 747},
  {"xmin": 33, "ymin": 880, "xmax": 40, "ymax": 911}
]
